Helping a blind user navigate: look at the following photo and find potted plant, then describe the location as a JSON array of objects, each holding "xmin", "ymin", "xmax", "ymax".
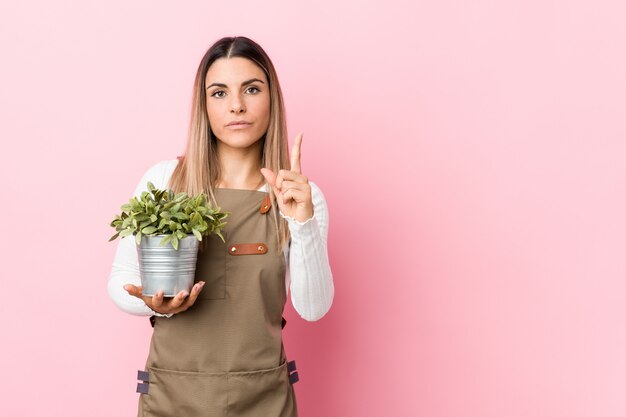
[{"xmin": 109, "ymin": 181, "xmax": 229, "ymax": 297}]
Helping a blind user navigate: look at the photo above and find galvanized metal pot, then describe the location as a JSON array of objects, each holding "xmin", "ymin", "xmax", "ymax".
[{"xmin": 136, "ymin": 234, "xmax": 200, "ymax": 297}]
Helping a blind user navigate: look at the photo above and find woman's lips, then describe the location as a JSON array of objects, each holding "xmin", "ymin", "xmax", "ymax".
[{"xmin": 226, "ymin": 122, "xmax": 252, "ymax": 129}]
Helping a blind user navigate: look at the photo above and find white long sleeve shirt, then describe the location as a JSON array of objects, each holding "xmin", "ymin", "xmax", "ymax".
[{"xmin": 107, "ymin": 159, "xmax": 334, "ymax": 322}]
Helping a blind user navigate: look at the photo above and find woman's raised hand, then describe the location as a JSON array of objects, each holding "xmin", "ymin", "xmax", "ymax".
[
  {"xmin": 260, "ymin": 132, "xmax": 314, "ymax": 223},
  {"xmin": 123, "ymin": 281, "xmax": 206, "ymax": 315}
]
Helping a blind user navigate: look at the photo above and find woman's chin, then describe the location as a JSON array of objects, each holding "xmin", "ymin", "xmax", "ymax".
[{"xmin": 217, "ymin": 134, "xmax": 264, "ymax": 149}]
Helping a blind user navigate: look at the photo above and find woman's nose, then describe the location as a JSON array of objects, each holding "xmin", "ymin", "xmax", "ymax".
[{"xmin": 231, "ymin": 97, "xmax": 245, "ymax": 113}]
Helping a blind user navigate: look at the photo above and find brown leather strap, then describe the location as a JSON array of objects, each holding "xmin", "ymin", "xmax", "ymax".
[
  {"xmin": 228, "ymin": 243, "xmax": 268, "ymax": 255},
  {"xmin": 259, "ymin": 194, "xmax": 271, "ymax": 214}
]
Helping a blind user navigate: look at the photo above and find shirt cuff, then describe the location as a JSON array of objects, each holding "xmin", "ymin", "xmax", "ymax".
[
  {"xmin": 149, "ymin": 307, "xmax": 174, "ymax": 318},
  {"xmin": 279, "ymin": 210, "xmax": 316, "ymax": 231}
]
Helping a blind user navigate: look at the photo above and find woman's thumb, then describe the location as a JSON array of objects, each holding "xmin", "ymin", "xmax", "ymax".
[
  {"xmin": 124, "ymin": 284, "xmax": 138, "ymax": 295},
  {"xmin": 260, "ymin": 168, "xmax": 275, "ymax": 185},
  {"xmin": 260, "ymin": 168, "xmax": 280, "ymax": 196}
]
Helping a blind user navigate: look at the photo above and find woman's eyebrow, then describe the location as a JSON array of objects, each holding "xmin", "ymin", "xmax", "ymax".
[{"xmin": 206, "ymin": 78, "xmax": 265, "ymax": 90}]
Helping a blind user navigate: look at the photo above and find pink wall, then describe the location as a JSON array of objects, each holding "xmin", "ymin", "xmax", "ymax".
[{"xmin": 1, "ymin": 0, "xmax": 625, "ymax": 416}]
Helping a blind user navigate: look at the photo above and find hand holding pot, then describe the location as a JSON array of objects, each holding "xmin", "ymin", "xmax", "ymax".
[{"xmin": 123, "ymin": 281, "xmax": 206, "ymax": 315}]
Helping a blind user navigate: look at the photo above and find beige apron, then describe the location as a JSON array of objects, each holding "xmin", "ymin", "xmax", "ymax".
[{"xmin": 135, "ymin": 188, "xmax": 300, "ymax": 417}]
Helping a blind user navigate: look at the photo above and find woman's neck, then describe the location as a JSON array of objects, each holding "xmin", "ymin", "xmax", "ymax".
[{"xmin": 215, "ymin": 141, "xmax": 265, "ymax": 190}]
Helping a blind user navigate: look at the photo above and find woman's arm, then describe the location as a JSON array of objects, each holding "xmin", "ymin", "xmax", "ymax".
[
  {"xmin": 107, "ymin": 160, "xmax": 178, "ymax": 318},
  {"xmin": 280, "ymin": 180, "xmax": 335, "ymax": 321}
]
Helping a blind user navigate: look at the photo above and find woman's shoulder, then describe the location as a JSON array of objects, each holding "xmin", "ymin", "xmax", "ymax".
[
  {"xmin": 144, "ymin": 158, "xmax": 180, "ymax": 178},
  {"xmin": 149, "ymin": 158, "xmax": 180, "ymax": 172},
  {"xmin": 134, "ymin": 158, "xmax": 180, "ymax": 197}
]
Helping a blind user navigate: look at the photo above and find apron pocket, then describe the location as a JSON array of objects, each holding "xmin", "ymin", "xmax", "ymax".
[
  {"xmin": 227, "ymin": 360, "xmax": 293, "ymax": 417},
  {"xmin": 142, "ymin": 366, "xmax": 228, "ymax": 417}
]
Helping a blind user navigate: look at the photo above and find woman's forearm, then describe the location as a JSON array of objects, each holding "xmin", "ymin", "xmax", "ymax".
[{"xmin": 281, "ymin": 181, "xmax": 335, "ymax": 321}]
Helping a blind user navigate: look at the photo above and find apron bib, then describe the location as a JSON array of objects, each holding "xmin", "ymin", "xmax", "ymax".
[{"xmin": 134, "ymin": 188, "xmax": 300, "ymax": 417}]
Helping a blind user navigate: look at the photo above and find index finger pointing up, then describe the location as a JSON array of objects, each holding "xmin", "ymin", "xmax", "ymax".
[{"xmin": 290, "ymin": 132, "xmax": 303, "ymax": 174}]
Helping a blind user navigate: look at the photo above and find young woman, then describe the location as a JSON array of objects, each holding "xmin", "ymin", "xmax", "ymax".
[{"xmin": 107, "ymin": 36, "xmax": 334, "ymax": 416}]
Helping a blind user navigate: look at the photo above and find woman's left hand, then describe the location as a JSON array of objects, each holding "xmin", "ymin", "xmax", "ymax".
[{"xmin": 260, "ymin": 132, "xmax": 314, "ymax": 223}]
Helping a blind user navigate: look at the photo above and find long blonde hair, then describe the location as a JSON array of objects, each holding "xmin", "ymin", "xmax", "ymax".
[{"xmin": 167, "ymin": 36, "xmax": 291, "ymax": 255}]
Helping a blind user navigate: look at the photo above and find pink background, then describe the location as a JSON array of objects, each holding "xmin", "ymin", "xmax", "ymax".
[{"xmin": 1, "ymin": 1, "xmax": 625, "ymax": 416}]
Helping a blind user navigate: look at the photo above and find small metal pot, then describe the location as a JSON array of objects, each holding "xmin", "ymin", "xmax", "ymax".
[{"xmin": 136, "ymin": 234, "xmax": 200, "ymax": 297}]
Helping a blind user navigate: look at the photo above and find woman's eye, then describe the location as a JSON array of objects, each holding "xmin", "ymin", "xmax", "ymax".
[{"xmin": 210, "ymin": 87, "xmax": 259, "ymax": 98}]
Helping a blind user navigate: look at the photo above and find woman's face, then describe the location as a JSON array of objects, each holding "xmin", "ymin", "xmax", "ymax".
[{"xmin": 205, "ymin": 57, "xmax": 270, "ymax": 150}]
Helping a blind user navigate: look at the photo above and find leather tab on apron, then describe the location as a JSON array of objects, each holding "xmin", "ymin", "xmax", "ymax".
[
  {"xmin": 136, "ymin": 369, "xmax": 150, "ymax": 394},
  {"xmin": 137, "ymin": 370, "xmax": 150, "ymax": 382},
  {"xmin": 228, "ymin": 242, "xmax": 268, "ymax": 255},
  {"xmin": 149, "ymin": 315, "xmax": 155, "ymax": 328},
  {"xmin": 288, "ymin": 371, "xmax": 299, "ymax": 385},
  {"xmin": 281, "ymin": 316, "xmax": 287, "ymax": 329},
  {"xmin": 259, "ymin": 194, "xmax": 271, "ymax": 214},
  {"xmin": 136, "ymin": 382, "xmax": 149, "ymax": 394},
  {"xmin": 287, "ymin": 359, "xmax": 299, "ymax": 384}
]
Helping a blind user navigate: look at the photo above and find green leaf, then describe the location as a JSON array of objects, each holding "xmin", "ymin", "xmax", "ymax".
[
  {"xmin": 160, "ymin": 234, "xmax": 173, "ymax": 247},
  {"xmin": 142, "ymin": 226, "xmax": 157, "ymax": 234},
  {"xmin": 171, "ymin": 212, "xmax": 189, "ymax": 220}
]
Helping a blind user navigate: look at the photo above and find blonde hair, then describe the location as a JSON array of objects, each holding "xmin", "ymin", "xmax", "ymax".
[{"xmin": 167, "ymin": 36, "xmax": 291, "ymax": 255}]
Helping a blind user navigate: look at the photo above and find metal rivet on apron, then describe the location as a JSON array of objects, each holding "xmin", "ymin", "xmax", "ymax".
[
  {"xmin": 257, "ymin": 245, "xmax": 263, "ymax": 251},
  {"xmin": 231, "ymin": 246, "xmax": 237, "ymax": 252}
]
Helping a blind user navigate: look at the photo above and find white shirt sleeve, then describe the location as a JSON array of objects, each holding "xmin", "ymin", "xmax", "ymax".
[
  {"xmin": 107, "ymin": 159, "xmax": 179, "ymax": 318},
  {"xmin": 279, "ymin": 181, "xmax": 335, "ymax": 321}
]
